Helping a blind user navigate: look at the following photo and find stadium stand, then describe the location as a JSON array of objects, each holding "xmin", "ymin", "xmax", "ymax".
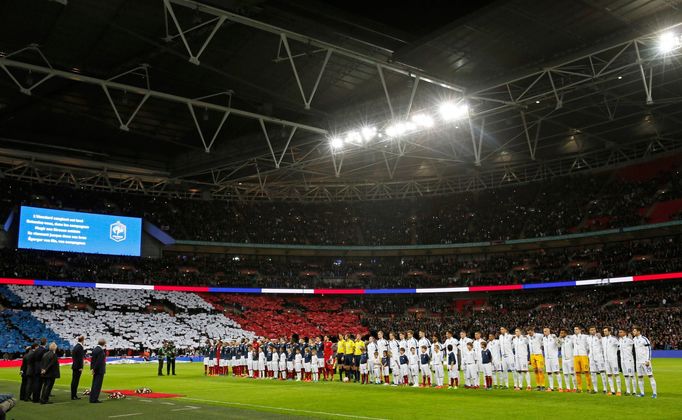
[
  {"xmin": 1, "ymin": 156, "xmax": 681, "ymax": 246},
  {"xmin": 0, "ymin": 282, "xmax": 679, "ymax": 357},
  {"xmin": 0, "ymin": 235, "xmax": 680, "ymax": 288},
  {"xmin": 0, "ymin": 286, "xmax": 255, "ymax": 355},
  {"xmin": 0, "ymin": 159, "xmax": 680, "ymax": 358},
  {"xmin": 203, "ymin": 294, "xmax": 368, "ymax": 338}
]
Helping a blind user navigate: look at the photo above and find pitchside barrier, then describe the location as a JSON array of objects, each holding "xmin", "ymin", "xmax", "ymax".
[
  {"xmin": 0, "ymin": 272, "xmax": 681, "ymax": 295},
  {"xmin": 0, "ymin": 356, "xmax": 203, "ymax": 368}
]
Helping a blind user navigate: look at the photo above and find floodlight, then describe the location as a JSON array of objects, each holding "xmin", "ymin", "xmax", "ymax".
[
  {"xmin": 659, "ymin": 32, "xmax": 679, "ymax": 53},
  {"xmin": 411, "ymin": 113, "xmax": 434, "ymax": 128},
  {"xmin": 360, "ymin": 126, "xmax": 377, "ymax": 141},
  {"xmin": 330, "ymin": 137, "xmax": 343, "ymax": 149},
  {"xmin": 439, "ymin": 101, "xmax": 469, "ymax": 121},
  {"xmin": 345, "ymin": 131, "xmax": 361, "ymax": 144},
  {"xmin": 385, "ymin": 123, "xmax": 404, "ymax": 138},
  {"xmin": 385, "ymin": 121, "xmax": 417, "ymax": 138}
]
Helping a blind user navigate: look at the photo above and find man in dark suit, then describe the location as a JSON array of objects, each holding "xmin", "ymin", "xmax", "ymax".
[
  {"xmin": 31, "ymin": 338, "xmax": 47, "ymax": 403},
  {"xmin": 19, "ymin": 345, "xmax": 36, "ymax": 401},
  {"xmin": 71, "ymin": 336, "xmax": 85, "ymax": 400},
  {"xmin": 157, "ymin": 341, "xmax": 165, "ymax": 376},
  {"xmin": 39, "ymin": 342, "xmax": 60, "ymax": 404},
  {"xmin": 89, "ymin": 339, "xmax": 107, "ymax": 403},
  {"xmin": 166, "ymin": 341, "xmax": 176, "ymax": 376}
]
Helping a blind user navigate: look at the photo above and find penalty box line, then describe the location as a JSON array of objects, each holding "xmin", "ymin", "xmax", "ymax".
[{"xmin": 180, "ymin": 397, "xmax": 388, "ymax": 420}]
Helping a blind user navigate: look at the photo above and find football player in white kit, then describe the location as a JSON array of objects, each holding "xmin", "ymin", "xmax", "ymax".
[
  {"xmin": 542, "ymin": 327, "xmax": 563, "ymax": 392},
  {"xmin": 558, "ymin": 329, "xmax": 577, "ymax": 392},
  {"xmin": 458, "ymin": 331, "xmax": 473, "ymax": 377},
  {"xmin": 632, "ymin": 326, "xmax": 657, "ymax": 398},
  {"xmin": 512, "ymin": 328, "xmax": 531, "ymax": 390},
  {"xmin": 617, "ymin": 328, "xmax": 636, "ymax": 395},
  {"xmin": 602, "ymin": 327, "xmax": 621, "ymax": 395},
  {"xmin": 388, "ymin": 332, "xmax": 400, "ymax": 373},
  {"xmin": 366, "ymin": 336, "xmax": 377, "ymax": 384},
  {"xmin": 270, "ymin": 345, "xmax": 279, "ymax": 380},
  {"xmin": 418, "ymin": 331, "xmax": 431, "ymax": 356},
  {"xmin": 487, "ymin": 333, "xmax": 502, "ymax": 388},
  {"xmin": 443, "ymin": 331, "xmax": 458, "ymax": 363},
  {"xmin": 405, "ymin": 330, "xmax": 418, "ymax": 353},
  {"xmin": 499, "ymin": 327, "xmax": 515, "ymax": 389},
  {"xmin": 473, "ymin": 332, "xmax": 485, "ymax": 388},
  {"xmin": 588, "ymin": 326, "xmax": 608, "ymax": 394},
  {"xmin": 376, "ymin": 331, "xmax": 388, "ymax": 360},
  {"xmin": 257, "ymin": 347, "xmax": 266, "ymax": 379},
  {"xmin": 398, "ymin": 332, "xmax": 408, "ymax": 356}
]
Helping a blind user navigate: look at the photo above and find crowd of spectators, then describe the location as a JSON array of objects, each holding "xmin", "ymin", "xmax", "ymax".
[
  {"xmin": 355, "ymin": 282, "xmax": 682, "ymax": 350},
  {"xmin": 0, "ymin": 285, "xmax": 254, "ymax": 355},
  {"xmin": 1, "ymin": 280, "xmax": 679, "ymax": 354},
  {"xmin": 1, "ymin": 235, "xmax": 679, "ymax": 288},
  {"xmin": 1, "ymin": 157, "xmax": 680, "ymax": 246}
]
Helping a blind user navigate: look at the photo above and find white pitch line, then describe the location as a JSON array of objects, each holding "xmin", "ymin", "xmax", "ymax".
[
  {"xmin": 170, "ymin": 406, "xmax": 200, "ymax": 412},
  {"xmin": 108, "ymin": 414, "xmax": 143, "ymax": 419},
  {"xmin": 180, "ymin": 397, "xmax": 387, "ymax": 420}
]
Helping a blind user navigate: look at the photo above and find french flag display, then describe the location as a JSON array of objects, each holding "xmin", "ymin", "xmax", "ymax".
[{"xmin": 0, "ymin": 272, "xmax": 680, "ymax": 295}]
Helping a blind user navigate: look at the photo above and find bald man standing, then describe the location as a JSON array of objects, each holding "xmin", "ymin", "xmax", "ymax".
[{"xmin": 89, "ymin": 339, "xmax": 107, "ymax": 404}]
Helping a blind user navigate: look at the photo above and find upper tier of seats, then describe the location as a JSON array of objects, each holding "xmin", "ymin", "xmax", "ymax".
[
  {"xmin": 2, "ymin": 235, "xmax": 679, "ymax": 288},
  {"xmin": 2, "ymin": 155, "xmax": 681, "ymax": 246}
]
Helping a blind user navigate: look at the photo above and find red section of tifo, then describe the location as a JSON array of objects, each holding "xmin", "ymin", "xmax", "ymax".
[{"xmin": 103, "ymin": 389, "xmax": 184, "ymax": 398}]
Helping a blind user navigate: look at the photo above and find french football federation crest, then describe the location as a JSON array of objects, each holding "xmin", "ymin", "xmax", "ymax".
[{"xmin": 110, "ymin": 221, "xmax": 127, "ymax": 242}]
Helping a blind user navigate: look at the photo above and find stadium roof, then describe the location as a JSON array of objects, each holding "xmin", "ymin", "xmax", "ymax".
[{"xmin": 1, "ymin": 0, "xmax": 682, "ymax": 201}]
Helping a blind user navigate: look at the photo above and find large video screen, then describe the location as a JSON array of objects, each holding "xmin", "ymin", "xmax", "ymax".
[{"xmin": 18, "ymin": 206, "xmax": 142, "ymax": 256}]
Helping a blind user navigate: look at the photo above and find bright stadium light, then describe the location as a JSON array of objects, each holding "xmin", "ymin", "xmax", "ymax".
[
  {"xmin": 385, "ymin": 121, "xmax": 415, "ymax": 138},
  {"xmin": 384, "ymin": 123, "xmax": 404, "ymax": 138},
  {"xmin": 360, "ymin": 126, "xmax": 377, "ymax": 141},
  {"xmin": 439, "ymin": 101, "xmax": 469, "ymax": 121},
  {"xmin": 344, "ymin": 130, "xmax": 362, "ymax": 144},
  {"xmin": 658, "ymin": 32, "xmax": 680, "ymax": 53},
  {"xmin": 330, "ymin": 136, "xmax": 343, "ymax": 150},
  {"xmin": 411, "ymin": 113, "xmax": 434, "ymax": 128}
]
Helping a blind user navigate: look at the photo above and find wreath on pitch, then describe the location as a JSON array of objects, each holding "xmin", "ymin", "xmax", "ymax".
[
  {"xmin": 135, "ymin": 387, "xmax": 153, "ymax": 394},
  {"xmin": 108, "ymin": 392, "xmax": 127, "ymax": 400},
  {"xmin": 82, "ymin": 389, "xmax": 90, "ymax": 395}
]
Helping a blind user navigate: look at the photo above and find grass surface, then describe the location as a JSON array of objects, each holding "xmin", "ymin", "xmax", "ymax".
[{"xmin": 1, "ymin": 360, "xmax": 681, "ymax": 419}]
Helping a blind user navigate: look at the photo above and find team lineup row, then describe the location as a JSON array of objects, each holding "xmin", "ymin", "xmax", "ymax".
[{"xmin": 200, "ymin": 325, "xmax": 658, "ymax": 397}]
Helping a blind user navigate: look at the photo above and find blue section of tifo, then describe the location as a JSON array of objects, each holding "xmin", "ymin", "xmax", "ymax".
[
  {"xmin": 0, "ymin": 310, "xmax": 29, "ymax": 354},
  {"xmin": 3, "ymin": 310, "xmax": 70, "ymax": 350},
  {"xmin": 0, "ymin": 285, "xmax": 23, "ymax": 306}
]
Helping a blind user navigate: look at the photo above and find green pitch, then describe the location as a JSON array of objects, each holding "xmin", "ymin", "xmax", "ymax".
[{"xmin": 1, "ymin": 360, "xmax": 681, "ymax": 419}]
